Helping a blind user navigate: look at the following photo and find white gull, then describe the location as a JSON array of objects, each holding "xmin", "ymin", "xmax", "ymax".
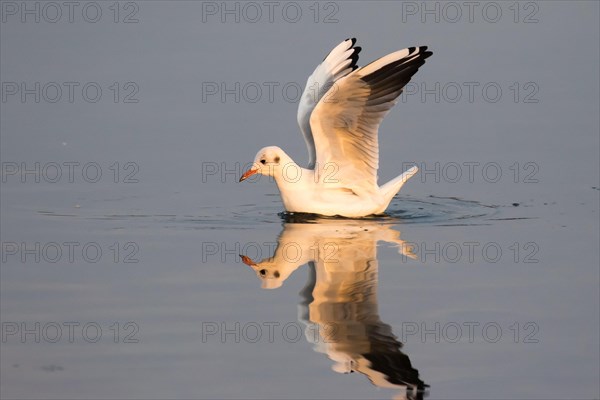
[{"xmin": 240, "ymin": 38, "xmax": 432, "ymax": 218}]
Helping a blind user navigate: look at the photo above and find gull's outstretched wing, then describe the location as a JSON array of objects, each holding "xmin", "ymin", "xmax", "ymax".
[
  {"xmin": 297, "ymin": 38, "xmax": 361, "ymax": 168},
  {"xmin": 309, "ymin": 46, "xmax": 432, "ymax": 194}
]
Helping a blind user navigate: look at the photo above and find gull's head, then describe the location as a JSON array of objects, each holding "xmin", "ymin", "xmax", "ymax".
[
  {"xmin": 239, "ymin": 146, "xmax": 285, "ymax": 182},
  {"xmin": 239, "ymin": 254, "xmax": 286, "ymax": 289}
]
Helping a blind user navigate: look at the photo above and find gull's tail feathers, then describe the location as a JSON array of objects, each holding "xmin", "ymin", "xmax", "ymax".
[{"xmin": 380, "ymin": 166, "xmax": 419, "ymax": 208}]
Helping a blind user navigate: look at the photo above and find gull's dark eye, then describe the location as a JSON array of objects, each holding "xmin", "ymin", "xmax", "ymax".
[
  {"xmin": 260, "ymin": 160, "xmax": 266, "ymax": 165},
  {"xmin": 273, "ymin": 271, "xmax": 280, "ymax": 278},
  {"xmin": 259, "ymin": 269, "xmax": 267, "ymax": 276},
  {"xmin": 274, "ymin": 156, "xmax": 280, "ymax": 163}
]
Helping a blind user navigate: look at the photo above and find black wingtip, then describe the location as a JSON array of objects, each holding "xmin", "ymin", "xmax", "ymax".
[
  {"xmin": 419, "ymin": 46, "xmax": 433, "ymax": 59},
  {"xmin": 411, "ymin": 46, "xmax": 432, "ymax": 60},
  {"xmin": 324, "ymin": 38, "xmax": 359, "ymax": 62},
  {"xmin": 360, "ymin": 44, "xmax": 433, "ymax": 86},
  {"xmin": 349, "ymin": 47, "xmax": 360, "ymax": 69}
]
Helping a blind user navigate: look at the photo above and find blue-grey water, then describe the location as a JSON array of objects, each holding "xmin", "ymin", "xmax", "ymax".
[{"xmin": 1, "ymin": 2, "xmax": 599, "ymax": 399}]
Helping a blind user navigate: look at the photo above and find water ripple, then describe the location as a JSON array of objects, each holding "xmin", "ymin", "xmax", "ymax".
[{"xmin": 36, "ymin": 195, "xmax": 510, "ymax": 229}]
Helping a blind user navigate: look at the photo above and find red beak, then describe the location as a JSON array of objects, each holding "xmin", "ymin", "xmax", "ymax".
[
  {"xmin": 239, "ymin": 168, "xmax": 258, "ymax": 182},
  {"xmin": 239, "ymin": 255, "xmax": 256, "ymax": 266}
]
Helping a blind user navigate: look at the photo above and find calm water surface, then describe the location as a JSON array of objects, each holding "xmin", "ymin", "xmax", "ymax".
[{"xmin": 1, "ymin": 2, "xmax": 598, "ymax": 399}]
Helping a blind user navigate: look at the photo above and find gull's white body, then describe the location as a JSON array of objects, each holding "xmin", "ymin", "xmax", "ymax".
[
  {"xmin": 241, "ymin": 38, "xmax": 432, "ymax": 218},
  {"xmin": 263, "ymin": 153, "xmax": 418, "ymax": 217}
]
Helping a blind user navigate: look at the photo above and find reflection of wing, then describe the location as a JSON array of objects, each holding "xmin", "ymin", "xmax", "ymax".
[
  {"xmin": 241, "ymin": 220, "xmax": 426, "ymax": 396},
  {"xmin": 362, "ymin": 324, "xmax": 426, "ymax": 395},
  {"xmin": 299, "ymin": 243, "xmax": 427, "ymax": 397}
]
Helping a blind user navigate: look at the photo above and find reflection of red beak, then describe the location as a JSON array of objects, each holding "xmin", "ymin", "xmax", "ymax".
[
  {"xmin": 239, "ymin": 169, "xmax": 258, "ymax": 182},
  {"xmin": 239, "ymin": 255, "xmax": 256, "ymax": 266}
]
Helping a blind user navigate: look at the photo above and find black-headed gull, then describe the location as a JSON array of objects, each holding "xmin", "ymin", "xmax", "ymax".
[{"xmin": 240, "ymin": 38, "xmax": 432, "ymax": 218}]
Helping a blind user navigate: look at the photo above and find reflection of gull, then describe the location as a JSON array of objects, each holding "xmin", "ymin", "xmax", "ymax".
[
  {"xmin": 241, "ymin": 220, "xmax": 426, "ymax": 399},
  {"xmin": 239, "ymin": 38, "xmax": 432, "ymax": 218}
]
